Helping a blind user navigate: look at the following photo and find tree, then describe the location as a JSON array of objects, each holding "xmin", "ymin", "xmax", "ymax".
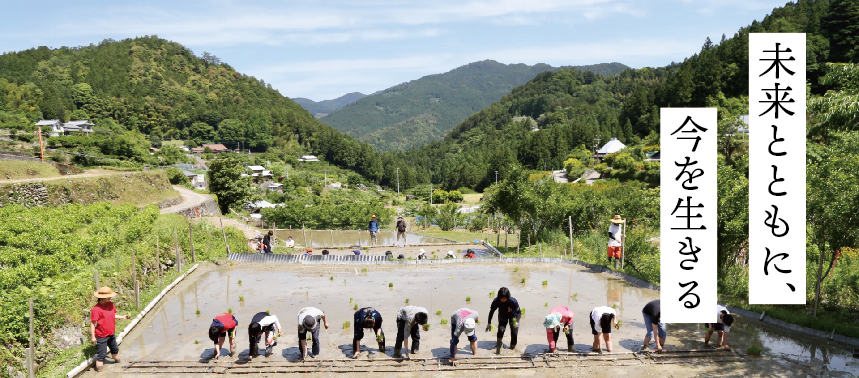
[
  {"xmin": 208, "ymin": 156, "xmax": 254, "ymax": 213},
  {"xmin": 218, "ymin": 119, "xmax": 245, "ymax": 145},
  {"xmin": 189, "ymin": 122, "xmax": 216, "ymax": 142},
  {"xmin": 823, "ymin": 0, "xmax": 859, "ymax": 63}
]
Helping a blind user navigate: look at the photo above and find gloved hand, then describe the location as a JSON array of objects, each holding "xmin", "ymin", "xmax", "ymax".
[
  {"xmin": 511, "ymin": 318, "xmax": 518, "ymax": 328},
  {"xmin": 376, "ymin": 334, "xmax": 384, "ymax": 343},
  {"xmin": 485, "ymin": 324, "xmax": 491, "ymax": 332}
]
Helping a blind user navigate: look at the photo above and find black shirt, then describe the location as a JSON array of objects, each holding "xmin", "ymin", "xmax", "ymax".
[
  {"xmin": 488, "ymin": 297, "xmax": 521, "ymax": 322},
  {"xmin": 263, "ymin": 234, "xmax": 271, "ymax": 248},
  {"xmin": 642, "ymin": 299, "xmax": 661, "ymax": 324}
]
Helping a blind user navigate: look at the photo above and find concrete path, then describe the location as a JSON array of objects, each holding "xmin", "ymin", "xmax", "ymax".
[{"xmin": 160, "ymin": 185, "xmax": 215, "ymax": 214}]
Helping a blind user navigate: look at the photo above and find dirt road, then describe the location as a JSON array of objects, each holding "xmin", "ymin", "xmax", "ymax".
[{"xmin": 160, "ymin": 186, "xmax": 215, "ymax": 214}]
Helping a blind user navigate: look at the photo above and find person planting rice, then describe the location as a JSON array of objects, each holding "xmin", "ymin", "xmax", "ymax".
[
  {"xmin": 641, "ymin": 299, "xmax": 666, "ymax": 353},
  {"xmin": 394, "ymin": 306, "xmax": 429, "ymax": 359},
  {"xmin": 90, "ymin": 287, "xmax": 130, "ymax": 372},
  {"xmin": 297, "ymin": 307, "xmax": 329, "ymax": 360},
  {"xmin": 704, "ymin": 304, "xmax": 734, "ymax": 349},
  {"xmin": 449, "ymin": 308, "xmax": 479, "ymax": 364},
  {"xmin": 247, "ymin": 311, "xmax": 282, "ymax": 360},
  {"xmin": 351, "ymin": 307, "xmax": 385, "ymax": 358},
  {"xmin": 396, "ymin": 215, "xmax": 407, "ymax": 247},
  {"xmin": 209, "ymin": 312, "xmax": 238, "ymax": 359},
  {"xmin": 590, "ymin": 305, "xmax": 619, "ymax": 353},
  {"xmin": 544, "ymin": 305, "xmax": 575, "ymax": 353},
  {"xmin": 486, "ymin": 287, "xmax": 521, "ymax": 353}
]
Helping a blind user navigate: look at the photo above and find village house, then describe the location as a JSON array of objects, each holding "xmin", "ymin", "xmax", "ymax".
[
  {"xmin": 36, "ymin": 119, "xmax": 95, "ymax": 136},
  {"xmin": 182, "ymin": 170, "xmax": 207, "ymax": 190},
  {"xmin": 191, "ymin": 143, "xmax": 230, "ymax": 156},
  {"xmin": 592, "ymin": 137, "xmax": 626, "ymax": 159}
]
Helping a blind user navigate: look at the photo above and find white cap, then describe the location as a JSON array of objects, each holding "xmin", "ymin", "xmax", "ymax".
[
  {"xmin": 419, "ymin": 248, "xmax": 426, "ymax": 253},
  {"xmin": 447, "ymin": 250, "xmax": 456, "ymax": 258},
  {"xmin": 463, "ymin": 318, "xmax": 476, "ymax": 336}
]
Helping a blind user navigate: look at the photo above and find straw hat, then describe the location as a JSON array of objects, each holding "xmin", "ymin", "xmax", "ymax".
[
  {"xmin": 94, "ymin": 286, "xmax": 117, "ymax": 299},
  {"xmin": 611, "ymin": 215, "xmax": 624, "ymax": 224}
]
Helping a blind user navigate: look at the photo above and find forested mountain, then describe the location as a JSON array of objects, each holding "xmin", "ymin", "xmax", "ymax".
[
  {"xmin": 321, "ymin": 60, "xmax": 628, "ymax": 151},
  {"xmin": 0, "ymin": 36, "xmax": 407, "ymax": 185},
  {"xmin": 293, "ymin": 92, "xmax": 366, "ymax": 118},
  {"xmin": 390, "ymin": 0, "xmax": 847, "ymax": 191}
]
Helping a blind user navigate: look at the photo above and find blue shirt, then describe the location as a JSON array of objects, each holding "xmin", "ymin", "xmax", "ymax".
[{"xmin": 368, "ymin": 221, "xmax": 379, "ymax": 232}]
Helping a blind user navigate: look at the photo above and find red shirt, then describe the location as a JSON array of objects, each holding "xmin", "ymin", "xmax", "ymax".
[
  {"xmin": 214, "ymin": 313, "xmax": 237, "ymax": 330},
  {"xmin": 91, "ymin": 302, "xmax": 117, "ymax": 338}
]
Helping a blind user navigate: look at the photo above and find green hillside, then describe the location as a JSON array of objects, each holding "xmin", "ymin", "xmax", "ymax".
[
  {"xmin": 0, "ymin": 37, "xmax": 399, "ymax": 184},
  {"xmin": 391, "ymin": 0, "xmax": 843, "ymax": 191},
  {"xmin": 293, "ymin": 92, "xmax": 366, "ymax": 118},
  {"xmin": 322, "ymin": 60, "xmax": 628, "ymax": 151}
]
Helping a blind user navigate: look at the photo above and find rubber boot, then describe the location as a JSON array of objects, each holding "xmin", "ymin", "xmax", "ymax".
[
  {"xmin": 378, "ymin": 340, "xmax": 386, "ymax": 354},
  {"xmin": 495, "ymin": 336, "xmax": 503, "ymax": 354},
  {"xmin": 393, "ymin": 347, "xmax": 402, "ymax": 358},
  {"xmin": 613, "ymin": 258, "xmax": 619, "ymax": 269},
  {"xmin": 411, "ymin": 340, "xmax": 420, "ymax": 354}
]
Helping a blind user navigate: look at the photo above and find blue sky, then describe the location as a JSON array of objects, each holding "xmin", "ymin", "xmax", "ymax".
[{"xmin": 2, "ymin": 0, "xmax": 786, "ymax": 101}]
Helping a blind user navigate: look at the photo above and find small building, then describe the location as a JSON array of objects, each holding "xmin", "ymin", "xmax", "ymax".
[
  {"xmin": 192, "ymin": 143, "xmax": 230, "ymax": 156},
  {"xmin": 644, "ymin": 151, "xmax": 661, "ymax": 162},
  {"xmin": 267, "ymin": 183, "xmax": 283, "ymax": 191},
  {"xmin": 62, "ymin": 120, "xmax": 94, "ymax": 135},
  {"xmin": 298, "ymin": 155, "xmax": 320, "ymax": 162},
  {"xmin": 247, "ymin": 165, "xmax": 265, "ymax": 174},
  {"xmin": 182, "ymin": 170, "xmax": 207, "ymax": 190},
  {"xmin": 592, "ymin": 137, "xmax": 626, "ymax": 159},
  {"xmin": 36, "ymin": 120, "xmax": 64, "ymax": 136}
]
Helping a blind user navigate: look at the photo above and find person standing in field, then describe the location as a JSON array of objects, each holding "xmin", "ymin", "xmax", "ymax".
[
  {"xmin": 262, "ymin": 231, "xmax": 273, "ymax": 254},
  {"xmin": 395, "ymin": 216, "xmax": 407, "ymax": 247},
  {"xmin": 486, "ymin": 287, "xmax": 521, "ymax": 353},
  {"xmin": 544, "ymin": 305, "xmax": 575, "ymax": 353},
  {"xmin": 247, "ymin": 311, "xmax": 282, "ymax": 359},
  {"xmin": 297, "ymin": 307, "xmax": 329, "ymax": 360},
  {"xmin": 590, "ymin": 305, "xmax": 619, "ymax": 353},
  {"xmin": 449, "ymin": 308, "xmax": 479, "ymax": 364},
  {"xmin": 90, "ymin": 287, "xmax": 130, "ymax": 372},
  {"xmin": 368, "ymin": 215, "xmax": 380, "ymax": 247},
  {"xmin": 394, "ymin": 306, "xmax": 429, "ymax": 359},
  {"xmin": 209, "ymin": 312, "xmax": 238, "ymax": 359},
  {"xmin": 607, "ymin": 215, "xmax": 625, "ymax": 269}
]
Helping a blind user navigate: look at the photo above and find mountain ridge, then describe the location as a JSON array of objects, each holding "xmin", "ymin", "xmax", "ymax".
[
  {"xmin": 321, "ymin": 59, "xmax": 629, "ymax": 151},
  {"xmin": 293, "ymin": 92, "xmax": 367, "ymax": 118}
]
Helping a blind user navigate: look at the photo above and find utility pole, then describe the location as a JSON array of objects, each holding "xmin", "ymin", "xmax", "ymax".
[
  {"xmin": 36, "ymin": 127, "xmax": 44, "ymax": 162},
  {"xmin": 494, "ymin": 170, "xmax": 499, "ymax": 184},
  {"xmin": 430, "ymin": 183, "xmax": 433, "ymax": 205},
  {"xmin": 396, "ymin": 168, "xmax": 400, "ymax": 199},
  {"xmin": 593, "ymin": 135, "xmax": 601, "ymax": 154}
]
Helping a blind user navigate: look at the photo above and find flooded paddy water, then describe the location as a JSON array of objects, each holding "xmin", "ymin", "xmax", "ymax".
[
  {"xmin": 86, "ymin": 262, "xmax": 858, "ymax": 377},
  {"xmin": 273, "ymin": 230, "xmax": 456, "ymax": 249}
]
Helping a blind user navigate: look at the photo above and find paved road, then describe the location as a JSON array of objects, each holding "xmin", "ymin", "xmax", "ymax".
[{"xmin": 160, "ymin": 185, "xmax": 215, "ymax": 214}]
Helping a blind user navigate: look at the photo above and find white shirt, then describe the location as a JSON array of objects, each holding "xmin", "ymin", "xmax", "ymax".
[
  {"xmin": 397, "ymin": 306, "xmax": 428, "ymax": 331},
  {"xmin": 716, "ymin": 305, "xmax": 731, "ymax": 330},
  {"xmin": 591, "ymin": 306, "xmax": 617, "ymax": 326},
  {"xmin": 285, "ymin": 239, "xmax": 295, "ymax": 247},
  {"xmin": 608, "ymin": 223, "xmax": 622, "ymax": 247},
  {"xmin": 297, "ymin": 307, "xmax": 324, "ymax": 332},
  {"xmin": 256, "ymin": 315, "xmax": 282, "ymax": 332}
]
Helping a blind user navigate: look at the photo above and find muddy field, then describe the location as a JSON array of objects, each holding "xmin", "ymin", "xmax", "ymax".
[
  {"xmin": 273, "ymin": 230, "xmax": 458, "ymax": 249},
  {"xmin": 80, "ymin": 263, "xmax": 858, "ymax": 377}
]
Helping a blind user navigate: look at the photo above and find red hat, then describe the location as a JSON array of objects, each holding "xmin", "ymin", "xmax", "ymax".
[{"xmin": 306, "ymin": 248, "xmax": 313, "ymax": 252}]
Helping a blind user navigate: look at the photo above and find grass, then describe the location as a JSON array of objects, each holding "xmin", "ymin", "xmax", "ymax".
[
  {"xmin": 389, "ymin": 282, "xmax": 393, "ymax": 287},
  {"xmin": 194, "ymin": 340, "xmax": 200, "ymax": 344},
  {"xmin": 489, "ymin": 291, "xmax": 495, "ymax": 298},
  {"xmin": 436, "ymin": 310, "xmax": 442, "ymax": 316},
  {"xmin": 542, "ymin": 280, "xmax": 548, "ymax": 286},
  {"xmin": 466, "ymin": 296, "xmax": 471, "ymax": 302},
  {"xmin": 361, "ymin": 268, "xmax": 368, "ymax": 273},
  {"xmin": 405, "ymin": 298, "xmax": 409, "ymax": 304},
  {"xmin": 354, "ymin": 304, "xmax": 358, "ymax": 310},
  {"xmin": 228, "ymin": 308, "xmax": 233, "ymax": 314},
  {"xmin": 521, "ymin": 278, "xmax": 526, "ymax": 284},
  {"xmin": 195, "ymin": 309, "xmax": 201, "ymax": 315},
  {"xmin": 330, "ymin": 276, "xmax": 334, "ymax": 281},
  {"xmin": 521, "ymin": 308, "xmax": 526, "ymax": 315},
  {"xmin": 238, "ymin": 280, "xmax": 242, "ymax": 285},
  {"xmin": 350, "ymin": 297, "xmax": 353, "ymax": 303},
  {"xmin": 544, "ymin": 302, "xmax": 548, "ymax": 307},
  {"xmin": 461, "ymin": 193, "xmax": 483, "ymax": 204},
  {"xmin": 0, "ymin": 161, "xmax": 60, "ymax": 180},
  {"xmin": 239, "ymin": 296, "xmax": 244, "ymax": 302},
  {"xmin": 441, "ymin": 319, "xmax": 449, "ymax": 325},
  {"xmin": 514, "ymin": 267, "xmax": 518, "ymax": 272},
  {"xmin": 343, "ymin": 321, "xmax": 350, "ymax": 329},
  {"xmin": 0, "ymin": 170, "xmax": 179, "ymax": 207},
  {"xmin": 423, "ymin": 324, "xmax": 430, "ymax": 331},
  {"xmin": 746, "ymin": 345, "xmax": 762, "ymax": 356}
]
